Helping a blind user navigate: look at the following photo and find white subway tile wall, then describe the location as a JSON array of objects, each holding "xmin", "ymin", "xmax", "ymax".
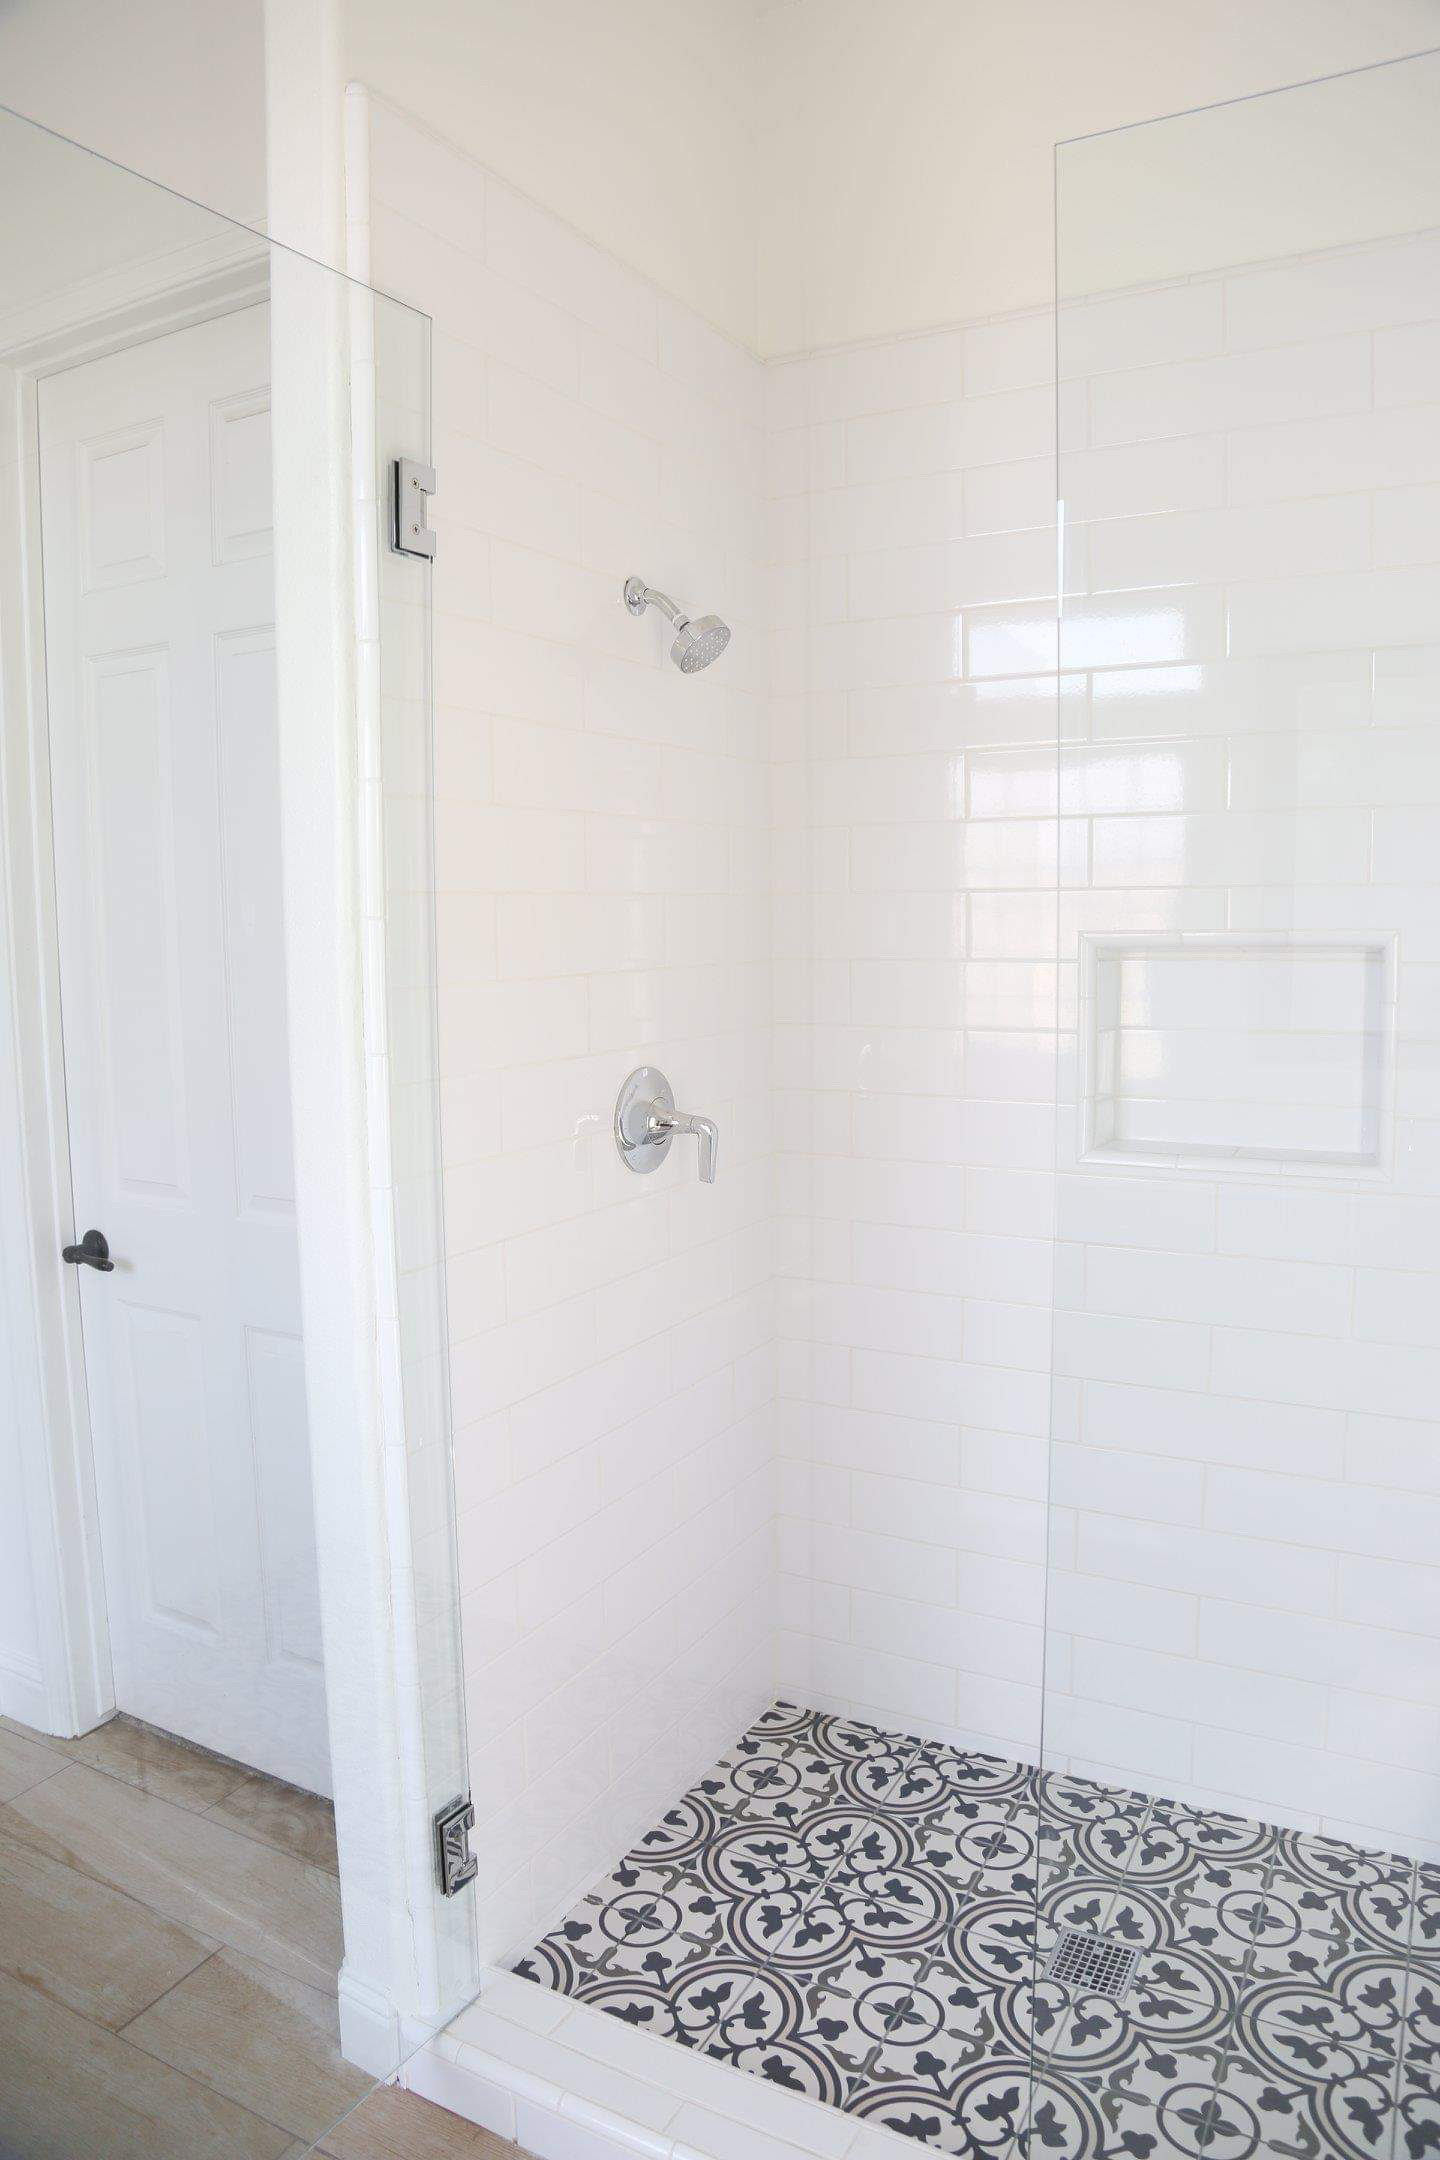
[
  {"xmin": 368, "ymin": 101, "xmax": 777, "ymax": 1961},
  {"xmin": 774, "ymin": 225, "xmax": 1440, "ymax": 1860},
  {"xmin": 369, "ymin": 80, "xmax": 1440, "ymax": 1895},
  {"xmin": 768, "ymin": 304, "xmax": 1067, "ymax": 1777}
]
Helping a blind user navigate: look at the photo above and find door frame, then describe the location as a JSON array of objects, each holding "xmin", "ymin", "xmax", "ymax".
[{"xmin": 0, "ymin": 162, "xmax": 474, "ymax": 2070}]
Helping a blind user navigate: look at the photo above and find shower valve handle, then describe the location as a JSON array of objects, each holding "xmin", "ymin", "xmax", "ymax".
[
  {"xmin": 615, "ymin": 1067, "xmax": 718, "ymax": 1183},
  {"xmin": 650, "ymin": 1106, "xmax": 719, "ymax": 1184}
]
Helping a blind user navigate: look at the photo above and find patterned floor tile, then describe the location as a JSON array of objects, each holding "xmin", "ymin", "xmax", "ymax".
[
  {"xmin": 749, "ymin": 1702, "xmax": 925, "ymax": 1809},
  {"xmin": 1238, "ymin": 1899, "xmax": 1388, "ymax": 1990},
  {"xmin": 1147, "ymin": 1796, "xmax": 1279, "ymax": 1860},
  {"xmin": 882, "ymin": 1740, "xmax": 1034, "ymax": 1823},
  {"xmin": 1265, "ymin": 1830, "xmax": 1418, "ymax": 1954},
  {"xmin": 511, "ymin": 1702, "xmax": 1435, "ymax": 2155},
  {"xmin": 1400, "ymin": 1971, "xmax": 1440, "ymax": 2088},
  {"xmin": 1041, "ymin": 1815, "xmax": 1149, "ymax": 1896},
  {"xmin": 909, "ymin": 1803, "xmax": 1041, "ymax": 1903},
  {"xmin": 1036, "ymin": 1768, "xmax": 1151, "ymax": 1836},
  {"xmin": 1125, "ymin": 1812, "xmax": 1421, "ymax": 2009},
  {"xmin": 1030, "ymin": 2041, "xmax": 1400, "ymax": 2160},
  {"xmin": 1239, "ymin": 1951, "xmax": 1424, "ymax": 2057},
  {"xmin": 1017, "ymin": 2042, "xmax": 1240, "ymax": 2159},
  {"xmin": 813, "ymin": 1855, "xmax": 963, "ymax": 1964},
  {"xmin": 700, "ymin": 1942, "xmax": 929, "ymax": 2106},
  {"xmin": 868, "ymin": 1782, "xmax": 1139, "ymax": 1913},
  {"xmin": 1278, "ymin": 1828, "xmax": 1416, "ymax": 1896},
  {"xmin": 1041, "ymin": 1925, "xmax": 1270, "ymax": 2085},
  {"xmin": 637, "ymin": 1702, "xmax": 919, "ymax": 1854},
  {"xmin": 1394, "ymin": 2039, "xmax": 1440, "ymax": 2158},
  {"xmin": 1109, "ymin": 1877, "xmax": 1272, "ymax": 2010},
  {"xmin": 922, "ymin": 1893, "xmax": 1050, "ymax": 1997},
  {"xmin": 846, "ymin": 2056, "xmax": 1041, "ymax": 2155},
  {"xmin": 1221, "ymin": 2024, "xmax": 1403, "ymax": 2158},
  {"xmin": 1123, "ymin": 1812, "xmax": 1277, "ymax": 1902},
  {"xmin": 1414, "ymin": 1866, "xmax": 1440, "ymax": 1966},
  {"xmin": 511, "ymin": 1855, "xmax": 814, "ymax": 2037},
  {"xmin": 513, "ymin": 1890, "xmax": 764, "ymax": 2049}
]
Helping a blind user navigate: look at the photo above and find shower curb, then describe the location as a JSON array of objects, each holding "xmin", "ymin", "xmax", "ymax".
[{"xmin": 399, "ymin": 1968, "xmax": 919, "ymax": 2160}]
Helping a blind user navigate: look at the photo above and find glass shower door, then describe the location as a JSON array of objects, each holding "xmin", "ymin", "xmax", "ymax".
[
  {"xmin": 0, "ymin": 104, "xmax": 478, "ymax": 2157},
  {"xmin": 1042, "ymin": 49, "xmax": 1440, "ymax": 2158}
]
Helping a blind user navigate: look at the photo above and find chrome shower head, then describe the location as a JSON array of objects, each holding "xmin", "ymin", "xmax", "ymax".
[
  {"xmin": 671, "ymin": 614, "xmax": 731, "ymax": 673},
  {"xmin": 624, "ymin": 577, "xmax": 732, "ymax": 674}
]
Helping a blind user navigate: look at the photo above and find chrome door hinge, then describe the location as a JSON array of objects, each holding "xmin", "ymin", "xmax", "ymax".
[
  {"xmin": 434, "ymin": 1794, "xmax": 477, "ymax": 1896},
  {"xmin": 392, "ymin": 457, "xmax": 436, "ymax": 559}
]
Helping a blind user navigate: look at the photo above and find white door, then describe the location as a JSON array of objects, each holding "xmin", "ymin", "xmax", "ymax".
[{"xmin": 39, "ymin": 304, "xmax": 331, "ymax": 1796}]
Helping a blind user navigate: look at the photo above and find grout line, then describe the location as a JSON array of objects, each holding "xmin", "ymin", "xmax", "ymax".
[
  {"xmin": 0, "ymin": 1775, "xmax": 344, "ymax": 1997},
  {"xmin": 4, "ymin": 1973, "xmax": 323, "ymax": 2148},
  {"xmin": 111, "ymin": 1947, "xmax": 224, "ymax": 2036},
  {"xmin": 39, "ymin": 1737, "xmax": 340, "ymax": 1877},
  {"xmin": 192, "ymin": 1798, "xmax": 342, "ymax": 1878}
]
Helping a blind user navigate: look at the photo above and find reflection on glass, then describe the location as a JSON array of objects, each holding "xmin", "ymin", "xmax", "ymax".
[{"xmin": 1044, "ymin": 50, "xmax": 1440, "ymax": 2159}]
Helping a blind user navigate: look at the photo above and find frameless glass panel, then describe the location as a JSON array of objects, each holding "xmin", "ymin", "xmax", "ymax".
[
  {"xmin": 346, "ymin": 83, "xmax": 1056, "ymax": 2155},
  {"xmin": 1047, "ymin": 49, "xmax": 1440, "ymax": 2156},
  {"xmin": 0, "ymin": 102, "xmax": 478, "ymax": 2155}
]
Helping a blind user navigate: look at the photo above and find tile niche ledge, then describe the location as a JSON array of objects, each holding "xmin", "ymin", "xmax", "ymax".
[{"xmin": 1077, "ymin": 931, "xmax": 1397, "ymax": 1180}]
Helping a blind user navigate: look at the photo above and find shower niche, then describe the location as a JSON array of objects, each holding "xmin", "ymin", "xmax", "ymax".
[{"xmin": 1077, "ymin": 932, "xmax": 1396, "ymax": 1173}]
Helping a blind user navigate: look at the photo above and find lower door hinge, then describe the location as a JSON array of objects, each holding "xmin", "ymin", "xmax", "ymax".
[{"xmin": 434, "ymin": 1794, "xmax": 477, "ymax": 1896}]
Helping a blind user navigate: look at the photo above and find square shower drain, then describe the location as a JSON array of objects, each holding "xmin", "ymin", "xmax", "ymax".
[{"xmin": 1044, "ymin": 1928, "xmax": 1141, "ymax": 2002}]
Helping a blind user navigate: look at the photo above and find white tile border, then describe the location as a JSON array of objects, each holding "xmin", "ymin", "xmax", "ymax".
[
  {"xmin": 399, "ymin": 1969, "xmax": 921, "ymax": 2160},
  {"xmin": 1075, "ymin": 928, "xmax": 1400, "ymax": 1181}
]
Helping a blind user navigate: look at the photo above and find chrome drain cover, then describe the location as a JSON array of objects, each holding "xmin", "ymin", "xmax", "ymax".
[{"xmin": 1044, "ymin": 1928, "xmax": 1141, "ymax": 2002}]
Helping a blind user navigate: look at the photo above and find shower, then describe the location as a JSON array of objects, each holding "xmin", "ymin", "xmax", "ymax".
[{"xmin": 623, "ymin": 575, "xmax": 731, "ymax": 672}]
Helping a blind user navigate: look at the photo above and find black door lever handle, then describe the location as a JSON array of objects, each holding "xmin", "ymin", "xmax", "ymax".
[{"xmin": 63, "ymin": 1228, "xmax": 114, "ymax": 1272}]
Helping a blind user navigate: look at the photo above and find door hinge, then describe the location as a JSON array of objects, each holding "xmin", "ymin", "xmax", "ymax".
[
  {"xmin": 392, "ymin": 457, "xmax": 436, "ymax": 559},
  {"xmin": 434, "ymin": 1794, "xmax": 477, "ymax": 1897}
]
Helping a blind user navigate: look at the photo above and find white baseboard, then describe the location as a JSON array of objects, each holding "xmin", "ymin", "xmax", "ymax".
[
  {"xmin": 0, "ymin": 1650, "xmax": 49, "ymax": 1734},
  {"xmin": 337, "ymin": 1964, "xmax": 405, "ymax": 2079}
]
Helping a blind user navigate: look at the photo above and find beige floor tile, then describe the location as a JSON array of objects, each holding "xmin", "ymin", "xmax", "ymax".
[
  {"xmin": 0, "ymin": 1714, "xmax": 57, "ymax": 1742},
  {"xmin": 0, "ymin": 1720, "xmax": 64, "ymax": 1803},
  {"xmin": 123, "ymin": 1947, "xmax": 372, "ymax": 2139},
  {"xmin": 3, "ymin": 1762, "xmax": 343, "ymax": 1991},
  {"xmin": 316, "ymin": 2085, "xmax": 518, "ymax": 2158},
  {"xmin": 0, "ymin": 1966, "xmax": 295, "ymax": 2159},
  {"xmin": 0, "ymin": 1814, "xmax": 213, "ymax": 2029},
  {"xmin": 207, "ymin": 1765, "xmax": 340, "ymax": 1871},
  {"xmin": 44, "ymin": 1712, "xmax": 250, "ymax": 1810}
]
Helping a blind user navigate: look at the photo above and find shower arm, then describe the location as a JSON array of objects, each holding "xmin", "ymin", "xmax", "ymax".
[{"xmin": 623, "ymin": 577, "xmax": 688, "ymax": 628}]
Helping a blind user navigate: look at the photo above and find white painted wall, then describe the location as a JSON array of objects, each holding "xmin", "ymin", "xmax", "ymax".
[
  {"xmin": 8, "ymin": 0, "xmax": 1424, "ymax": 356},
  {"xmin": 1, "ymin": 2, "xmax": 1432, "ymax": 354},
  {"xmin": 0, "ymin": 0, "xmax": 265, "ymax": 228},
  {"xmin": 343, "ymin": 1, "xmax": 1439, "ymax": 357},
  {"xmin": 755, "ymin": 0, "xmax": 1440, "ymax": 352},
  {"xmin": 343, "ymin": 0, "xmax": 763, "ymax": 351}
]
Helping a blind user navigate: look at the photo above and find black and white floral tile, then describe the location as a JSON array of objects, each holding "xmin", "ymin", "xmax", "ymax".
[{"xmin": 512, "ymin": 1701, "xmax": 1440, "ymax": 2158}]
